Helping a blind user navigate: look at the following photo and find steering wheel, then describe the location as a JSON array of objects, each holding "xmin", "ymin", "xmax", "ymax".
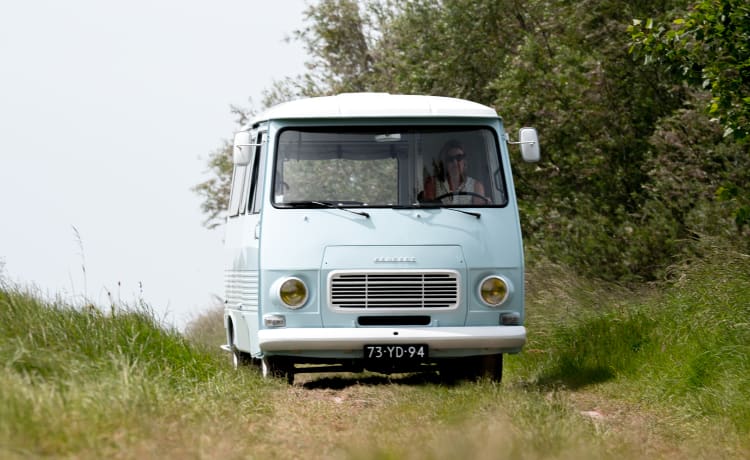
[{"xmin": 434, "ymin": 191, "xmax": 491, "ymax": 204}]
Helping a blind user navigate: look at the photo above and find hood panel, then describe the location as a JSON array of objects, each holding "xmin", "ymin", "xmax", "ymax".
[
  {"xmin": 322, "ymin": 245, "xmax": 465, "ymax": 271},
  {"xmin": 260, "ymin": 208, "xmax": 523, "ymax": 271}
]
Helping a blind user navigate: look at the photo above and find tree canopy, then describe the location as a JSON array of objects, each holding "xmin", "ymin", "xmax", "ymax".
[
  {"xmin": 195, "ymin": 0, "xmax": 749, "ymax": 280},
  {"xmin": 630, "ymin": 0, "xmax": 750, "ymax": 230}
]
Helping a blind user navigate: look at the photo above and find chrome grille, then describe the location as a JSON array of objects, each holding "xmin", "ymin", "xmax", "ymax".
[{"xmin": 329, "ymin": 271, "xmax": 459, "ymax": 309}]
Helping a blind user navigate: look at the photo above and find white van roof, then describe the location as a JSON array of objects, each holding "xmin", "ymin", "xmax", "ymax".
[{"xmin": 249, "ymin": 93, "xmax": 499, "ymax": 125}]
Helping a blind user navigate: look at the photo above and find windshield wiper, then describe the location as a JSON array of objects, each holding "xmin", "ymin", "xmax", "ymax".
[
  {"xmin": 445, "ymin": 208, "xmax": 481, "ymax": 219},
  {"xmin": 393, "ymin": 203, "xmax": 481, "ymax": 219},
  {"xmin": 279, "ymin": 200, "xmax": 370, "ymax": 218}
]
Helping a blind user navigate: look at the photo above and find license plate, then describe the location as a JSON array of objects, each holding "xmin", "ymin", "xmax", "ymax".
[{"xmin": 364, "ymin": 344, "xmax": 428, "ymax": 361}]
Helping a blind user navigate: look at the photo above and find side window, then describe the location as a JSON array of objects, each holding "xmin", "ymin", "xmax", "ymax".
[
  {"xmin": 238, "ymin": 135, "xmax": 256, "ymax": 215},
  {"xmin": 227, "ymin": 164, "xmax": 247, "ymax": 218},
  {"xmin": 249, "ymin": 132, "xmax": 264, "ymax": 214}
]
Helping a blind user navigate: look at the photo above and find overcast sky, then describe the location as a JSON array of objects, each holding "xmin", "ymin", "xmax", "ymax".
[{"xmin": 0, "ymin": 1, "xmax": 309, "ymax": 329}]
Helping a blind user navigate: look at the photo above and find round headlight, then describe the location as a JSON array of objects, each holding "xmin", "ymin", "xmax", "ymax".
[
  {"xmin": 279, "ymin": 277, "xmax": 308, "ymax": 309},
  {"xmin": 479, "ymin": 276, "xmax": 509, "ymax": 307}
]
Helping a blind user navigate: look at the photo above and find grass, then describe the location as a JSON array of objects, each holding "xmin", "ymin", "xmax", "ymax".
[
  {"xmin": 0, "ymin": 287, "xmax": 272, "ymax": 459},
  {"xmin": 524, "ymin": 249, "xmax": 750, "ymax": 432},
  {"xmin": 1, "ymin": 246, "xmax": 749, "ymax": 459}
]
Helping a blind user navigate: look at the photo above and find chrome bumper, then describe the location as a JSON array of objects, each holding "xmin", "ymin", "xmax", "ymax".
[{"xmin": 258, "ymin": 326, "xmax": 525, "ymax": 353}]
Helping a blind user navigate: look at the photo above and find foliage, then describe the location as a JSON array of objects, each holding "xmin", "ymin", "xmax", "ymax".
[
  {"xmin": 194, "ymin": 0, "xmax": 749, "ymax": 281},
  {"xmin": 643, "ymin": 90, "xmax": 750, "ymax": 239},
  {"xmin": 629, "ymin": 0, "xmax": 750, "ymax": 140},
  {"xmin": 192, "ymin": 105, "xmax": 253, "ymax": 230},
  {"xmin": 293, "ymin": 0, "xmax": 377, "ymax": 95},
  {"xmin": 717, "ymin": 181, "xmax": 750, "ymax": 230},
  {"xmin": 192, "ymin": 140, "xmax": 232, "ymax": 229},
  {"xmin": 366, "ymin": 0, "xmax": 528, "ymax": 101},
  {"xmin": 629, "ymin": 0, "xmax": 750, "ymax": 231}
]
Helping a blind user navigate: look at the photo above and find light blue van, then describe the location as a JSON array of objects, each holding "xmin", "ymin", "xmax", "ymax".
[{"xmin": 221, "ymin": 93, "xmax": 540, "ymax": 383}]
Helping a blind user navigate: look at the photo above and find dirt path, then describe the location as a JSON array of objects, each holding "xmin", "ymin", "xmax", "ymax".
[{"xmin": 244, "ymin": 372, "xmax": 747, "ymax": 460}]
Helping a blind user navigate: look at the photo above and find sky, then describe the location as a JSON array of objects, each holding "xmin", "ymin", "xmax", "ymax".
[{"xmin": 0, "ymin": 0, "xmax": 309, "ymax": 329}]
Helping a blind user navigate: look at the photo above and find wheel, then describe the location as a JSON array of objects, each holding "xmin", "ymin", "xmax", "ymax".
[
  {"xmin": 439, "ymin": 354, "xmax": 503, "ymax": 383},
  {"xmin": 261, "ymin": 356, "xmax": 294, "ymax": 384},
  {"xmin": 439, "ymin": 358, "xmax": 479, "ymax": 382},
  {"xmin": 231, "ymin": 346, "xmax": 253, "ymax": 370},
  {"xmin": 477, "ymin": 353, "xmax": 503, "ymax": 382},
  {"xmin": 438, "ymin": 359, "xmax": 463, "ymax": 383}
]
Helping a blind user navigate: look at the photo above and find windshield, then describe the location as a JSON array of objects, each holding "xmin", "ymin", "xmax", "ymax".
[{"xmin": 273, "ymin": 127, "xmax": 507, "ymax": 208}]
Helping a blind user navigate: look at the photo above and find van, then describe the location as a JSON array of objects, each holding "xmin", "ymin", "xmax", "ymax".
[{"xmin": 221, "ymin": 93, "xmax": 539, "ymax": 383}]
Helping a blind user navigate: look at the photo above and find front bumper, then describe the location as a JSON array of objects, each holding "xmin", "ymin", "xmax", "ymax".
[{"xmin": 258, "ymin": 326, "xmax": 526, "ymax": 356}]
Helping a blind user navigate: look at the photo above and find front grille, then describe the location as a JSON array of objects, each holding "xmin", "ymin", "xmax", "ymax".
[{"xmin": 329, "ymin": 271, "xmax": 459, "ymax": 309}]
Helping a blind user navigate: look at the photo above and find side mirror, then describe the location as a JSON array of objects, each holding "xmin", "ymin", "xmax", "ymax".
[
  {"xmin": 519, "ymin": 127, "xmax": 540, "ymax": 162},
  {"xmin": 233, "ymin": 131, "xmax": 252, "ymax": 165}
]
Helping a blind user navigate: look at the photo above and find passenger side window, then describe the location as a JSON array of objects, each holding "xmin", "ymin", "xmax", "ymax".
[
  {"xmin": 249, "ymin": 132, "xmax": 264, "ymax": 214},
  {"xmin": 239, "ymin": 136, "xmax": 256, "ymax": 215},
  {"xmin": 227, "ymin": 164, "xmax": 247, "ymax": 218}
]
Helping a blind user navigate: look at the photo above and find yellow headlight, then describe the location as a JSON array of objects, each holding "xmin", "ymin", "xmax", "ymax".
[
  {"xmin": 279, "ymin": 278, "xmax": 308, "ymax": 309},
  {"xmin": 480, "ymin": 276, "xmax": 509, "ymax": 307}
]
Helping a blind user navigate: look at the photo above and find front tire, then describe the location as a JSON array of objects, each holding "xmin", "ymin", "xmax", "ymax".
[
  {"xmin": 261, "ymin": 356, "xmax": 294, "ymax": 384},
  {"xmin": 439, "ymin": 354, "xmax": 503, "ymax": 383},
  {"xmin": 477, "ymin": 353, "xmax": 503, "ymax": 382},
  {"xmin": 231, "ymin": 346, "xmax": 253, "ymax": 370}
]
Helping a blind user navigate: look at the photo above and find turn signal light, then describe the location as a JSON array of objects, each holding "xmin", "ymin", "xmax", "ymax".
[{"xmin": 264, "ymin": 314, "xmax": 286, "ymax": 328}]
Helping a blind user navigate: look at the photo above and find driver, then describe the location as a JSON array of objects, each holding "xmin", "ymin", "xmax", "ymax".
[{"xmin": 422, "ymin": 139, "xmax": 488, "ymax": 205}]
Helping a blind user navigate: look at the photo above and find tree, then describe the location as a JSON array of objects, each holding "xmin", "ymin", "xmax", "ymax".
[
  {"xmin": 192, "ymin": 106, "xmax": 252, "ymax": 229},
  {"xmin": 630, "ymin": 0, "xmax": 750, "ymax": 139},
  {"xmin": 193, "ymin": 141, "xmax": 233, "ymax": 230},
  {"xmin": 294, "ymin": 0, "xmax": 376, "ymax": 94},
  {"xmin": 630, "ymin": 0, "xmax": 750, "ymax": 231},
  {"xmin": 196, "ymin": 0, "xmax": 749, "ymax": 279}
]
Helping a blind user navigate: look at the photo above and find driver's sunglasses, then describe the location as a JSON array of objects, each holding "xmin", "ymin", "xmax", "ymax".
[{"xmin": 445, "ymin": 153, "xmax": 465, "ymax": 164}]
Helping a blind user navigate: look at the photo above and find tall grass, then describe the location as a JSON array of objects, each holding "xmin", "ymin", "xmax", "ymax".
[
  {"xmin": 641, "ymin": 249, "xmax": 750, "ymax": 433},
  {"xmin": 1, "ymin": 245, "xmax": 748, "ymax": 458},
  {"xmin": 184, "ymin": 303, "xmax": 226, "ymax": 353},
  {"xmin": 519, "ymin": 246, "xmax": 750, "ymax": 445},
  {"xmin": 0, "ymin": 287, "xmax": 271, "ymax": 458}
]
